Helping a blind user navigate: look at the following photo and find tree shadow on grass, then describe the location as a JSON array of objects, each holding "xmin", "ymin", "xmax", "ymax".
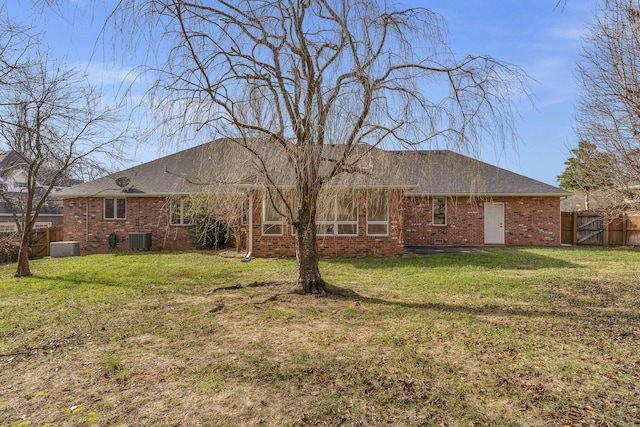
[
  {"xmin": 355, "ymin": 294, "xmax": 640, "ymax": 334},
  {"xmin": 30, "ymin": 273, "xmax": 139, "ymax": 289},
  {"xmin": 324, "ymin": 248, "xmax": 579, "ymax": 270}
]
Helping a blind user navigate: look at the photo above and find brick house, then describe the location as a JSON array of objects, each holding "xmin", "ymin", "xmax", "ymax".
[{"xmin": 56, "ymin": 139, "xmax": 569, "ymax": 257}]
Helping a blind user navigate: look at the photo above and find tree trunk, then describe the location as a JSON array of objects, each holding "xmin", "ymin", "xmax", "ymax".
[
  {"xmin": 15, "ymin": 226, "xmax": 32, "ymax": 277},
  {"xmin": 295, "ymin": 213, "xmax": 326, "ymax": 294},
  {"xmin": 585, "ymin": 192, "xmax": 590, "ymax": 210}
]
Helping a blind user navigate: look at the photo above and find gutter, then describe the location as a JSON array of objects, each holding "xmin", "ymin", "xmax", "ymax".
[{"xmin": 406, "ymin": 192, "xmax": 571, "ymax": 198}]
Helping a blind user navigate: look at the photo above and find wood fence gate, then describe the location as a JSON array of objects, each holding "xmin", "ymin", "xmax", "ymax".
[
  {"xmin": 561, "ymin": 212, "xmax": 640, "ymax": 246},
  {"xmin": 576, "ymin": 212, "xmax": 604, "ymax": 245},
  {"xmin": 29, "ymin": 225, "xmax": 64, "ymax": 258}
]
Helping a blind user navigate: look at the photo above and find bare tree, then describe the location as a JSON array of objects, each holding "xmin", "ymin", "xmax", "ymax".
[
  {"xmin": 575, "ymin": 0, "xmax": 640, "ymax": 214},
  {"xmin": 112, "ymin": 0, "xmax": 530, "ymax": 294},
  {"xmin": 0, "ymin": 56, "xmax": 125, "ymax": 277},
  {"xmin": 0, "ymin": 15, "xmax": 33, "ymax": 85},
  {"xmin": 186, "ymin": 187, "xmax": 246, "ymax": 251}
]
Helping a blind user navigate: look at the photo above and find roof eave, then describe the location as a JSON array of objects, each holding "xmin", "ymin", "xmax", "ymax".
[
  {"xmin": 407, "ymin": 192, "xmax": 570, "ymax": 197},
  {"xmin": 58, "ymin": 192, "xmax": 192, "ymax": 199}
]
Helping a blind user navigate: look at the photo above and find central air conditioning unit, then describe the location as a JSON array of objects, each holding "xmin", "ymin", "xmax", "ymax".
[
  {"xmin": 128, "ymin": 232, "xmax": 152, "ymax": 251},
  {"xmin": 50, "ymin": 241, "xmax": 80, "ymax": 257}
]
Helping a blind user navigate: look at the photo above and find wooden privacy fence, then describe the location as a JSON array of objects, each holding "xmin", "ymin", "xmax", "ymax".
[
  {"xmin": 29, "ymin": 225, "xmax": 64, "ymax": 258},
  {"xmin": 561, "ymin": 212, "xmax": 640, "ymax": 246}
]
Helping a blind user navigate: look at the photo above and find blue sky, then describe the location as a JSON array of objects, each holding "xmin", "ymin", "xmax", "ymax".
[
  {"xmin": 427, "ymin": 1, "xmax": 597, "ymax": 185},
  {"xmin": 5, "ymin": 0, "xmax": 597, "ymax": 185}
]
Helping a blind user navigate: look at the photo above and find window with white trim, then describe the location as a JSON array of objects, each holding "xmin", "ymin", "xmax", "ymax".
[
  {"xmin": 262, "ymin": 196, "xmax": 284, "ymax": 235},
  {"xmin": 316, "ymin": 193, "xmax": 358, "ymax": 236},
  {"xmin": 367, "ymin": 192, "xmax": 388, "ymax": 236},
  {"xmin": 33, "ymin": 222, "xmax": 52, "ymax": 230},
  {"xmin": 0, "ymin": 223, "xmax": 17, "ymax": 232},
  {"xmin": 433, "ymin": 197, "xmax": 447, "ymax": 226},
  {"xmin": 170, "ymin": 198, "xmax": 193, "ymax": 225},
  {"xmin": 104, "ymin": 198, "xmax": 126, "ymax": 220}
]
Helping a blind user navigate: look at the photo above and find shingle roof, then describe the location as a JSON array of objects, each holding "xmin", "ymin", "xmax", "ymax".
[
  {"xmin": 0, "ymin": 151, "xmax": 23, "ymax": 180},
  {"xmin": 55, "ymin": 139, "xmax": 569, "ymax": 198},
  {"xmin": 396, "ymin": 150, "xmax": 568, "ymax": 196}
]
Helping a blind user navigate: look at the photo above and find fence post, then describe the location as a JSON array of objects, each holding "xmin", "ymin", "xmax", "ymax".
[
  {"xmin": 572, "ymin": 211, "xmax": 578, "ymax": 246},
  {"xmin": 46, "ymin": 227, "xmax": 50, "ymax": 257},
  {"xmin": 623, "ymin": 213, "xmax": 628, "ymax": 246}
]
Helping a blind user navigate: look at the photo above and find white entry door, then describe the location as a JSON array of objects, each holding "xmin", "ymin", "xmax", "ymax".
[{"xmin": 484, "ymin": 203, "xmax": 504, "ymax": 244}]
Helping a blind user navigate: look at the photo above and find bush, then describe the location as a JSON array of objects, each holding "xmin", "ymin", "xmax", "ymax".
[
  {"xmin": 192, "ymin": 218, "xmax": 230, "ymax": 249},
  {"xmin": 0, "ymin": 232, "xmax": 20, "ymax": 264}
]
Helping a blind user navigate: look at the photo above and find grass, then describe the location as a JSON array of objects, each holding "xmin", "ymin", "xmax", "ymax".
[{"xmin": 0, "ymin": 247, "xmax": 639, "ymax": 426}]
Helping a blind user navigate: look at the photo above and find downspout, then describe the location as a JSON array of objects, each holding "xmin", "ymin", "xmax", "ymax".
[
  {"xmin": 85, "ymin": 199, "xmax": 89, "ymax": 242},
  {"xmin": 243, "ymin": 192, "xmax": 253, "ymax": 261}
]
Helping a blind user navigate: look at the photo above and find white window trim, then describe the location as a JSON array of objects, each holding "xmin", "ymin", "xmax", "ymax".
[
  {"xmin": 289, "ymin": 195, "xmax": 359, "ymax": 237},
  {"xmin": 366, "ymin": 195, "xmax": 389, "ymax": 236},
  {"xmin": 170, "ymin": 198, "xmax": 193, "ymax": 226},
  {"xmin": 104, "ymin": 197, "xmax": 126, "ymax": 220},
  {"xmin": 316, "ymin": 194, "xmax": 358, "ymax": 236},
  {"xmin": 432, "ymin": 196, "xmax": 447, "ymax": 226},
  {"xmin": 262, "ymin": 196, "xmax": 284, "ymax": 236},
  {"xmin": 0, "ymin": 223, "xmax": 18, "ymax": 232}
]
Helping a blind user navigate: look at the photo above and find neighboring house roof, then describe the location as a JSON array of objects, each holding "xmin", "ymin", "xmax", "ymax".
[
  {"xmin": 0, "ymin": 200, "xmax": 63, "ymax": 215},
  {"xmin": 0, "ymin": 151, "xmax": 26, "ymax": 188},
  {"xmin": 0, "ymin": 150, "xmax": 23, "ymax": 173},
  {"xmin": 0, "ymin": 150, "xmax": 82, "ymax": 189},
  {"xmin": 0, "ymin": 150, "xmax": 80, "ymax": 219},
  {"xmin": 56, "ymin": 138, "xmax": 569, "ymax": 199}
]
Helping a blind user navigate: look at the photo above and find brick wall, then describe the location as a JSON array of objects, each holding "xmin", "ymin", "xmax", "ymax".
[
  {"xmin": 63, "ymin": 197, "xmax": 196, "ymax": 254},
  {"xmin": 404, "ymin": 196, "xmax": 562, "ymax": 246},
  {"xmin": 64, "ymin": 193, "xmax": 562, "ymax": 256},
  {"xmin": 251, "ymin": 190, "xmax": 405, "ymax": 257}
]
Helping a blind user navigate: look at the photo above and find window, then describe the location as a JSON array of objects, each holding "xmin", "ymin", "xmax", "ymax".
[
  {"xmin": 104, "ymin": 198, "xmax": 126, "ymax": 219},
  {"xmin": 367, "ymin": 192, "xmax": 388, "ymax": 235},
  {"xmin": 0, "ymin": 223, "xmax": 17, "ymax": 232},
  {"xmin": 262, "ymin": 196, "xmax": 284, "ymax": 235},
  {"xmin": 433, "ymin": 197, "xmax": 447, "ymax": 226},
  {"xmin": 316, "ymin": 193, "xmax": 358, "ymax": 236},
  {"xmin": 170, "ymin": 198, "xmax": 193, "ymax": 225},
  {"xmin": 33, "ymin": 222, "xmax": 52, "ymax": 230}
]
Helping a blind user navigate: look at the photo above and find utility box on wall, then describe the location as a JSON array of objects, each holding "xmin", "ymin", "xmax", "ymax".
[
  {"xmin": 50, "ymin": 241, "xmax": 80, "ymax": 258},
  {"xmin": 128, "ymin": 232, "xmax": 152, "ymax": 250}
]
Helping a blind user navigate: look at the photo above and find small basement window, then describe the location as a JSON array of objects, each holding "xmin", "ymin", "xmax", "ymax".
[{"xmin": 104, "ymin": 198, "xmax": 126, "ymax": 220}]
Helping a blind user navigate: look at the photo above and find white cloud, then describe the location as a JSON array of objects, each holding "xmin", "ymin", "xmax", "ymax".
[
  {"xmin": 549, "ymin": 26, "xmax": 587, "ymax": 42},
  {"xmin": 71, "ymin": 61, "xmax": 140, "ymax": 86}
]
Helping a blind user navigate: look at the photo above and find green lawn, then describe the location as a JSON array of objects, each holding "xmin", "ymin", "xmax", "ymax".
[{"xmin": 1, "ymin": 248, "xmax": 639, "ymax": 426}]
